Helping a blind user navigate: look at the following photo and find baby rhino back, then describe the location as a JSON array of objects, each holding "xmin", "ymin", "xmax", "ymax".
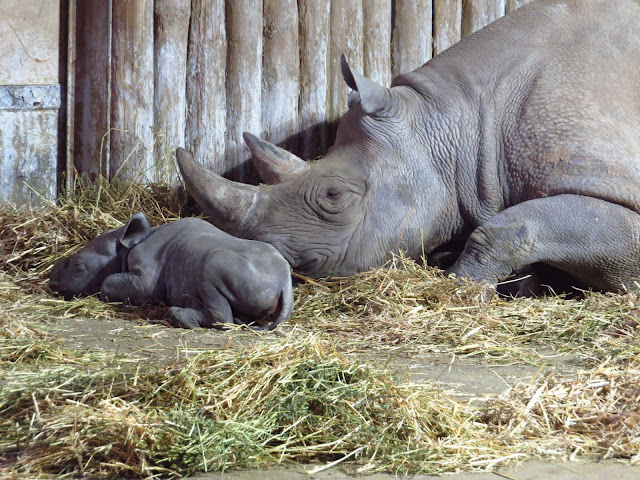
[{"xmin": 157, "ymin": 218, "xmax": 294, "ymax": 330}]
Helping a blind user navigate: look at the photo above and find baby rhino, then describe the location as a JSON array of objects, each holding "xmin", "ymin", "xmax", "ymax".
[{"xmin": 50, "ymin": 213, "xmax": 293, "ymax": 330}]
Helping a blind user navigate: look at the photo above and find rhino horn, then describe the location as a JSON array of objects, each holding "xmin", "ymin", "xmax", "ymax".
[
  {"xmin": 340, "ymin": 54, "xmax": 392, "ymax": 116},
  {"xmin": 243, "ymin": 132, "xmax": 310, "ymax": 184},
  {"xmin": 176, "ymin": 148, "xmax": 258, "ymax": 233}
]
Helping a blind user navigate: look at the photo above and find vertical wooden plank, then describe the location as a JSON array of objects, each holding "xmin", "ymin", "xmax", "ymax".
[
  {"xmin": 185, "ymin": 0, "xmax": 226, "ymax": 174},
  {"xmin": 363, "ymin": 0, "xmax": 392, "ymax": 87},
  {"xmin": 225, "ymin": 0, "xmax": 262, "ymax": 182},
  {"xmin": 506, "ymin": 0, "xmax": 533, "ymax": 13},
  {"xmin": 298, "ymin": 0, "xmax": 330, "ymax": 159},
  {"xmin": 110, "ymin": 0, "xmax": 154, "ymax": 182},
  {"xmin": 392, "ymin": 0, "xmax": 432, "ymax": 77},
  {"xmin": 328, "ymin": 0, "xmax": 363, "ymax": 131},
  {"xmin": 262, "ymin": 0, "xmax": 299, "ymax": 148},
  {"xmin": 73, "ymin": 0, "xmax": 111, "ymax": 181},
  {"xmin": 462, "ymin": 0, "xmax": 506, "ymax": 37},
  {"xmin": 434, "ymin": 0, "xmax": 462, "ymax": 55},
  {"xmin": 154, "ymin": 0, "xmax": 190, "ymax": 184},
  {"xmin": 65, "ymin": 0, "xmax": 76, "ymax": 193}
]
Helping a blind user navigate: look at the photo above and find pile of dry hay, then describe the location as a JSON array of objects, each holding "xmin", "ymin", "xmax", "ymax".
[{"xmin": 1, "ymin": 178, "xmax": 639, "ymax": 478}]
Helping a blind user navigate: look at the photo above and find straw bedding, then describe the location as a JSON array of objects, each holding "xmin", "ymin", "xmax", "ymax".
[{"xmin": 1, "ymin": 178, "xmax": 638, "ymax": 478}]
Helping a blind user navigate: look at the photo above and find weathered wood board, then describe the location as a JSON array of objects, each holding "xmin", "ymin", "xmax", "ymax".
[
  {"xmin": 262, "ymin": 0, "xmax": 299, "ymax": 151},
  {"xmin": 328, "ymin": 0, "xmax": 364, "ymax": 129},
  {"xmin": 462, "ymin": 0, "xmax": 506, "ymax": 37},
  {"xmin": 110, "ymin": 0, "xmax": 155, "ymax": 182},
  {"xmin": 392, "ymin": 0, "xmax": 433, "ymax": 76},
  {"xmin": 0, "ymin": 90, "xmax": 60, "ymax": 204},
  {"xmin": 0, "ymin": 0, "xmax": 60, "ymax": 205},
  {"xmin": 186, "ymin": 0, "xmax": 227, "ymax": 174},
  {"xmin": 225, "ymin": 0, "xmax": 262, "ymax": 181},
  {"xmin": 363, "ymin": 0, "xmax": 392, "ymax": 87},
  {"xmin": 434, "ymin": 0, "xmax": 462, "ymax": 55},
  {"xmin": 72, "ymin": 1, "xmax": 111, "ymax": 182},
  {"xmin": 154, "ymin": 0, "xmax": 190, "ymax": 183},
  {"xmin": 298, "ymin": 0, "xmax": 330, "ymax": 159},
  {"xmin": 0, "ymin": 0, "xmax": 60, "ymax": 85}
]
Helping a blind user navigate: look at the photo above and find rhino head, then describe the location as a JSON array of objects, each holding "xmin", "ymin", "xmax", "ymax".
[
  {"xmin": 50, "ymin": 213, "xmax": 152, "ymax": 299},
  {"xmin": 177, "ymin": 57, "xmax": 457, "ymax": 278}
]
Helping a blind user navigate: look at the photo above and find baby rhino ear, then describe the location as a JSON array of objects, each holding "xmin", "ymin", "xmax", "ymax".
[{"xmin": 120, "ymin": 212, "xmax": 151, "ymax": 248}]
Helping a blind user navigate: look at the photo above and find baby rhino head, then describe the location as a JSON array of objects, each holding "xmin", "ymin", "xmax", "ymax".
[{"xmin": 50, "ymin": 212, "xmax": 151, "ymax": 300}]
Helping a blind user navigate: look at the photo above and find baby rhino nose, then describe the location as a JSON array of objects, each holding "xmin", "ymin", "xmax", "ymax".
[
  {"xmin": 49, "ymin": 277, "xmax": 60, "ymax": 292},
  {"xmin": 255, "ymin": 305, "xmax": 279, "ymax": 329}
]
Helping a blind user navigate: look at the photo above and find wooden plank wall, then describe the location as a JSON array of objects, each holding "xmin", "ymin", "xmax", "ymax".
[
  {"xmin": 0, "ymin": 0, "xmax": 61, "ymax": 205},
  {"xmin": 71, "ymin": 0, "xmax": 534, "ymax": 185}
]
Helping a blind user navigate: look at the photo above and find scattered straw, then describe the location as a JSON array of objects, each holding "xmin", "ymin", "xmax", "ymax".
[
  {"xmin": 483, "ymin": 362, "xmax": 640, "ymax": 459},
  {"xmin": 290, "ymin": 261, "xmax": 640, "ymax": 363}
]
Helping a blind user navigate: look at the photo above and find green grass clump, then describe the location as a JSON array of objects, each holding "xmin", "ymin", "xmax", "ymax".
[{"xmin": 0, "ymin": 337, "xmax": 506, "ymax": 478}]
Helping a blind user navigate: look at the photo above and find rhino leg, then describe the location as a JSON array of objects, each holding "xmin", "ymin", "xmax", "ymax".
[
  {"xmin": 100, "ymin": 272, "xmax": 154, "ymax": 304},
  {"xmin": 168, "ymin": 307, "xmax": 204, "ymax": 328},
  {"xmin": 448, "ymin": 194, "xmax": 640, "ymax": 293},
  {"xmin": 167, "ymin": 305, "xmax": 228, "ymax": 329},
  {"xmin": 170, "ymin": 292, "xmax": 233, "ymax": 329}
]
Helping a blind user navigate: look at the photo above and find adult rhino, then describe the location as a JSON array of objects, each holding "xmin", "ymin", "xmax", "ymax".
[{"xmin": 177, "ymin": 0, "xmax": 640, "ymax": 293}]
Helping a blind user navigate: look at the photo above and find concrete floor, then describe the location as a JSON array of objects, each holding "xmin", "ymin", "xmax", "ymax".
[{"xmin": 190, "ymin": 459, "xmax": 639, "ymax": 480}]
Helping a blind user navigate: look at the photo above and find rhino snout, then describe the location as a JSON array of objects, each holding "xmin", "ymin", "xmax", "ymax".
[
  {"xmin": 233, "ymin": 301, "xmax": 281, "ymax": 330},
  {"xmin": 49, "ymin": 277, "xmax": 75, "ymax": 301},
  {"xmin": 49, "ymin": 261, "xmax": 68, "ymax": 297}
]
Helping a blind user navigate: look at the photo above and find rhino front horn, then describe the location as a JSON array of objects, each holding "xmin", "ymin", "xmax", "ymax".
[
  {"xmin": 176, "ymin": 148, "xmax": 258, "ymax": 233},
  {"xmin": 243, "ymin": 132, "xmax": 310, "ymax": 184},
  {"xmin": 340, "ymin": 54, "xmax": 392, "ymax": 116}
]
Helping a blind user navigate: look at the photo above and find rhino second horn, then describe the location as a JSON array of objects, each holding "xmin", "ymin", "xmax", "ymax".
[
  {"xmin": 175, "ymin": 148, "xmax": 258, "ymax": 233},
  {"xmin": 243, "ymin": 132, "xmax": 310, "ymax": 184},
  {"xmin": 340, "ymin": 54, "xmax": 392, "ymax": 116}
]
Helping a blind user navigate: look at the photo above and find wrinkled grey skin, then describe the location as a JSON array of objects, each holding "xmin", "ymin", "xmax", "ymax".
[
  {"xmin": 49, "ymin": 213, "xmax": 293, "ymax": 330},
  {"xmin": 177, "ymin": 0, "xmax": 640, "ymax": 293}
]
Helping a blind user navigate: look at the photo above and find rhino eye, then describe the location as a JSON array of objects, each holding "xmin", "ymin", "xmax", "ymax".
[
  {"xmin": 324, "ymin": 188, "xmax": 342, "ymax": 201},
  {"xmin": 316, "ymin": 185, "xmax": 349, "ymax": 215},
  {"xmin": 72, "ymin": 262, "xmax": 86, "ymax": 277},
  {"xmin": 307, "ymin": 177, "xmax": 363, "ymax": 222}
]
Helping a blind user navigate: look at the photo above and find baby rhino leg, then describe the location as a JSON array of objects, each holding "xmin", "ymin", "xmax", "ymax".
[
  {"xmin": 169, "ymin": 294, "xmax": 233, "ymax": 329},
  {"xmin": 169, "ymin": 307, "xmax": 207, "ymax": 329},
  {"xmin": 100, "ymin": 272, "xmax": 154, "ymax": 304}
]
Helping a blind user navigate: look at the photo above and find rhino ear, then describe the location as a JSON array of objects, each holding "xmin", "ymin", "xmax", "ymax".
[
  {"xmin": 243, "ymin": 132, "xmax": 310, "ymax": 184},
  {"xmin": 120, "ymin": 212, "xmax": 151, "ymax": 248},
  {"xmin": 340, "ymin": 54, "xmax": 392, "ymax": 116}
]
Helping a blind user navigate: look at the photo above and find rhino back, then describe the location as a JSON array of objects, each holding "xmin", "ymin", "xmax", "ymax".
[
  {"xmin": 396, "ymin": 0, "xmax": 640, "ymax": 220},
  {"xmin": 498, "ymin": 0, "xmax": 640, "ymax": 210}
]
